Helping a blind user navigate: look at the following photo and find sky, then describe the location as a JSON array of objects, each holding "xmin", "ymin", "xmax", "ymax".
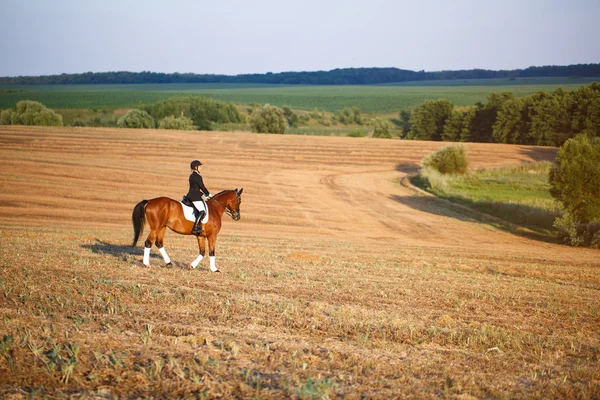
[{"xmin": 1, "ymin": 0, "xmax": 599, "ymax": 77}]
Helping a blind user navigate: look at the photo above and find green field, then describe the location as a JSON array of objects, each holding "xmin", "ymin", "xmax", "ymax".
[
  {"xmin": 412, "ymin": 162, "xmax": 561, "ymax": 234},
  {"xmin": 1, "ymin": 77, "xmax": 598, "ymax": 113}
]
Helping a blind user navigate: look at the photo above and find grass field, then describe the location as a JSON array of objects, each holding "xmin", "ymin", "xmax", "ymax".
[
  {"xmin": 413, "ymin": 162, "xmax": 562, "ymax": 233},
  {"xmin": 1, "ymin": 77, "xmax": 598, "ymax": 113},
  {"xmin": 0, "ymin": 126, "xmax": 599, "ymax": 398}
]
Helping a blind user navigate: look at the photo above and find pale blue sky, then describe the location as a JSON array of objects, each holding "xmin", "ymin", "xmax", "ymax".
[{"xmin": 1, "ymin": 0, "xmax": 599, "ymax": 77}]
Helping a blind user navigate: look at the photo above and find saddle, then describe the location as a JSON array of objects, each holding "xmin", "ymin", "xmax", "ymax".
[
  {"xmin": 181, "ymin": 195, "xmax": 201, "ymax": 219},
  {"xmin": 181, "ymin": 196, "xmax": 209, "ymax": 224}
]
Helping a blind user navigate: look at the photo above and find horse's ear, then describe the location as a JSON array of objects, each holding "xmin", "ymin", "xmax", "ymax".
[{"xmin": 238, "ymin": 188, "xmax": 243, "ymax": 195}]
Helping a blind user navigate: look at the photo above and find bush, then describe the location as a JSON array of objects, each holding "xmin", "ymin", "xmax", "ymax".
[
  {"xmin": 250, "ymin": 104, "xmax": 286, "ymax": 134},
  {"xmin": 553, "ymin": 212, "xmax": 600, "ymax": 248},
  {"xmin": 281, "ymin": 105, "xmax": 293, "ymax": 118},
  {"xmin": 336, "ymin": 107, "xmax": 363, "ymax": 124},
  {"xmin": 371, "ymin": 118, "xmax": 392, "ymax": 138},
  {"xmin": 158, "ymin": 115, "xmax": 194, "ymax": 130},
  {"xmin": 117, "ymin": 109, "xmax": 155, "ymax": 129},
  {"xmin": 281, "ymin": 105, "xmax": 299, "ymax": 127},
  {"xmin": 550, "ymin": 134, "xmax": 600, "ymax": 246},
  {"xmin": 347, "ymin": 129, "xmax": 366, "ymax": 137},
  {"xmin": 9, "ymin": 100, "xmax": 63, "ymax": 126},
  {"xmin": 288, "ymin": 113, "xmax": 299, "ymax": 128},
  {"xmin": 422, "ymin": 145, "xmax": 468, "ymax": 174},
  {"xmin": 143, "ymin": 96, "xmax": 241, "ymax": 131},
  {"xmin": 0, "ymin": 109, "xmax": 12, "ymax": 125}
]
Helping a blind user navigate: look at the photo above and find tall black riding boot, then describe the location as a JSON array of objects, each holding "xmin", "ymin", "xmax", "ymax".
[{"xmin": 191, "ymin": 211, "xmax": 206, "ymax": 236}]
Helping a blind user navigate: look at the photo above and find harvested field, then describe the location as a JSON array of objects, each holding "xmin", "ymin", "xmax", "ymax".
[{"xmin": 0, "ymin": 126, "xmax": 598, "ymax": 398}]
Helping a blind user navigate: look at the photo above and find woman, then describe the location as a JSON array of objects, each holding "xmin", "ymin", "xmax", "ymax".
[{"xmin": 186, "ymin": 160, "xmax": 212, "ymax": 235}]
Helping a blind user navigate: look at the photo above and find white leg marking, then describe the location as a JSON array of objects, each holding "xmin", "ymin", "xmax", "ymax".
[
  {"xmin": 191, "ymin": 254, "xmax": 204, "ymax": 269},
  {"xmin": 143, "ymin": 247, "xmax": 151, "ymax": 266},
  {"xmin": 210, "ymin": 256, "xmax": 218, "ymax": 272},
  {"xmin": 158, "ymin": 247, "xmax": 171, "ymax": 264}
]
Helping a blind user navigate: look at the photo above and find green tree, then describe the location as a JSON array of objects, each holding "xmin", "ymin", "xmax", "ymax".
[
  {"xmin": 462, "ymin": 93, "xmax": 513, "ymax": 143},
  {"xmin": 550, "ymin": 134, "xmax": 600, "ymax": 223},
  {"xmin": 250, "ymin": 104, "xmax": 287, "ymax": 134},
  {"xmin": 522, "ymin": 90, "xmax": 570, "ymax": 146},
  {"xmin": 117, "ymin": 109, "xmax": 155, "ymax": 129},
  {"xmin": 397, "ymin": 110, "xmax": 412, "ymax": 138},
  {"xmin": 550, "ymin": 134, "xmax": 600, "ymax": 246},
  {"xmin": 493, "ymin": 98, "xmax": 527, "ymax": 144},
  {"xmin": 408, "ymin": 99, "xmax": 453, "ymax": 141},
  {"xmin": 442, "ymin": 110, "xmax": 467, "ymax": 141},
  {"xmin": 567, "ymin": 82, "xmax": 600, "ymax": 138},
  {"xmin": 9, "ymin": 100, "xmax": 62, "ymax": 126}
]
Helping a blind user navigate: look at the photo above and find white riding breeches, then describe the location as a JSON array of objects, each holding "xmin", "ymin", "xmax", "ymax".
[{"xmin": 192, "ymin": 200, "xmax": 207, "ymax": 215}]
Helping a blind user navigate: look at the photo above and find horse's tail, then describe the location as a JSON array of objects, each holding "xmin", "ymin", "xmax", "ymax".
[{"xmin": 132, "ymin": 200, "xmax": 149, "ymax": 247}]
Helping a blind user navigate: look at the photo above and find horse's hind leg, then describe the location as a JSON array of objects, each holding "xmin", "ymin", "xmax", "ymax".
[
  {"xmin": 190, "ymin": 236, "xmax": 206, "ymax": 269},
  {"xmin": 155, "ymin": 227, "xmax": 172, "ymax": 267},
  {"xmin": 143, "ymin": 229, "xmax": 157, "ymax": 267}
]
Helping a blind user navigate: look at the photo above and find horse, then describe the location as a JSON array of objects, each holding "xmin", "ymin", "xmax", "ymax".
[{"xmin": 131, "ymin": 188, "xmax": 243, "ymax": 272}]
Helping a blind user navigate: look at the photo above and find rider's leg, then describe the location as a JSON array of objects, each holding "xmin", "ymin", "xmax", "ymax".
[
  {"xmin": 191, "ymin": 201, "xmax": 206, "ymax": 235},
  {"xmin": 192, "ymin": 210, "xmax": 206, "ymax": 235}
]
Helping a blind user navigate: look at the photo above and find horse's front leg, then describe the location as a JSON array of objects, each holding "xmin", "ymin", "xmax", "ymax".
[
  {"xmin": 190, "ymin": 235, "xmax": 206, "ymax": 269},
  {"xmin": 208, "ymin": 234, "xmax": 219, "ymax": 273}
]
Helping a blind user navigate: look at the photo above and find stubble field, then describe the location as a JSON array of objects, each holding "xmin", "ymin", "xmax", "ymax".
[{"xmin": 0, "ymin": 126, "xmax": 598, "ymax": 398}]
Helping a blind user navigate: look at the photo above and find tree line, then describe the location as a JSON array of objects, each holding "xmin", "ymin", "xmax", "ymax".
[
  {"xmin": 1, "ymin": 64, "xmax": 600, "ymax": 85},
  {"xmin": 402, "ymin": 82, "xmax": 600, "ymax": 146}
]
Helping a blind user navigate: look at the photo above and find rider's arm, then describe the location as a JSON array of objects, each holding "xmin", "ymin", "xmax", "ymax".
[{"xmin": 194, "ymin": 174, "xmax": 211, "ymax": 197}]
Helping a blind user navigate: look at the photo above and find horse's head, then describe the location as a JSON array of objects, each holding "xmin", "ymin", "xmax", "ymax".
[{"xmin": 213, "ymin": 188, "xmax": 243, "ymax": 221}]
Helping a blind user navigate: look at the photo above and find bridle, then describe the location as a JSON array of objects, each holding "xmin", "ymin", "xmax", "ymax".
[{"xmin": 210, "ymin": 190, "xmax": 241, "ymax": 220}]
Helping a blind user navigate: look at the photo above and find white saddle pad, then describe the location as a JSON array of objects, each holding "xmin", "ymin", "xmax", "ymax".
[{"xmin": 180, "ymin": 202, "xmax": 209, "ymax": 223}]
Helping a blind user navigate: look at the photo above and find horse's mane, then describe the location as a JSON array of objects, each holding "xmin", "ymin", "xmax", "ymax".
[
  {"xmin": 213, "ymin": 190, "xmax": 236, "ymax": 196},
  {"xmin": 210, "ymin": 190, "xmax": 237, "ymax": 200}
]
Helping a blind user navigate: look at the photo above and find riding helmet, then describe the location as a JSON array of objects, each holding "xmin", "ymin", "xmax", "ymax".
[{"xmin": 190, "ymin": 160, "xmax": 203, "ymax": 170}]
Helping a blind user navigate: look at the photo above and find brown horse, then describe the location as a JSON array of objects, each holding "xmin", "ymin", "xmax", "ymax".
[{"xmin": 131, "ymin": 189, "xmax": 243, "ymax": 271}]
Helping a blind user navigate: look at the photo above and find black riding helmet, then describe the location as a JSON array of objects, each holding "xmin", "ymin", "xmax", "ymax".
[{"xmin": 190, "ymin": 160, "xmax": 203, "ymax": 170}]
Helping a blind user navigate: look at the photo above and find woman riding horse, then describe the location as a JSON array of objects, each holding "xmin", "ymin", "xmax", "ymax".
[
  {"xmin": 131, "ymin": 160, "xmax": 243, "ymax": 272},
  {"xmin": 187, "ymin": 160, "xmax": 212, "ymax": 236}
]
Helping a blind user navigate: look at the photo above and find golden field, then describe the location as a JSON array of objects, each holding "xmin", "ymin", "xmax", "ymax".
[{"xmin": 0, "ymin": 126, "xmax": 598, "ymax": 398}]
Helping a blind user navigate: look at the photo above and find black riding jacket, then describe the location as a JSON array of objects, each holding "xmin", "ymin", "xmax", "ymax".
[{"xmin": 186, "ymin": 172, "xmax": 210, "ymax": 201}]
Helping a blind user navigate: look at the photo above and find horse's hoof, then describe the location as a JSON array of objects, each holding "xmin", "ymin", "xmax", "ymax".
[
  {"xmin": 211, "ymin": 269, "xmax": 220, "ymax": 273},
  {"xmin": 165, "ymin": 262, "xmax": 173, "ymax": 269}
]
